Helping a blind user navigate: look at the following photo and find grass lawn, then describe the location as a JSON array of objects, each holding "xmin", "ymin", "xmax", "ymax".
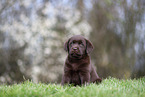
[{"xmin": 0, "ymin": 77, "xmax": 145, "ymax": 97}]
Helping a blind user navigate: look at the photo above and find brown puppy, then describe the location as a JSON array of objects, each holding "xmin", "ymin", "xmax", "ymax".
[{"xmin": 61, "ymin": 35, "xmax": 102, "ymax": 86}]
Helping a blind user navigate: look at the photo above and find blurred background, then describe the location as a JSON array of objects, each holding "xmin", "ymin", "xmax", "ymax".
[{"xmin": 0, "ymin": 0, "xmax": 145, "ymax": 84}]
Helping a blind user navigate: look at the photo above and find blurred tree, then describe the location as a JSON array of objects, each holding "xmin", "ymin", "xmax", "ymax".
[
  {"xmin": 0, "ymin": 31, "xmax": 29, "ymax": 84},
  {"xmin": 87, "ymin": 0, "xmax": 126, "ymax": 78},
  {"xmin": 131, "ymin": 42, "xmax": 145, "ymax": 78}
]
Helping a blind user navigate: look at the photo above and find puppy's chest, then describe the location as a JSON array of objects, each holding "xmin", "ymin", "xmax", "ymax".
[
  {"xmin": 67, "ymin": 62, "xmax": 88, "ymax": 71},
  {"xmin": 71, "ymin": 63, "xmax": 79, "ymax": 71}
]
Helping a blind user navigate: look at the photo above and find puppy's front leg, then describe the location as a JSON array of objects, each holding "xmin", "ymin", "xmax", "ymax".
[
  {"xmin": 90, "ymin": 66, "xmax": 102, "ymax": 83},
  {"xmin": 79, "ymin": 72, "xmax": 90, "ymax": 85},
  {"xmin": 61, "ymin": 74, "xmax": 71, "ymax": 85}
]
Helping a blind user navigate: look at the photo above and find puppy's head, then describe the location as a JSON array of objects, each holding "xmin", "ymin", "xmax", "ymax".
[{"xmin": 64, "ymin": 35, "xmax": 93, "ymax": 59}]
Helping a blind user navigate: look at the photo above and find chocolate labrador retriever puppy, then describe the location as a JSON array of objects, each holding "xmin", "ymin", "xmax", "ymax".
[{"xmin": 61, "ymin": 35, "xmax": 102, "ymax": 86}]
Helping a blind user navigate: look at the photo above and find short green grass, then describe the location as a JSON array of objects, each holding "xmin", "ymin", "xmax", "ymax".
[{"xmin": 0, "ymin": 77, "xmax": 145, "ymax": 97}]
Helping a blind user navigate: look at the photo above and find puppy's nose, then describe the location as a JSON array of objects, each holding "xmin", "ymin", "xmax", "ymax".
[{"xmin": 73, "ymin": 47, "xmax": 78, "ymax": 50}]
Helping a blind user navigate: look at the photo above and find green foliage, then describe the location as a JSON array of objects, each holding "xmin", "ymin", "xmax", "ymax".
[{"xmin": 0, "ymin": 77, "xmax": 145, "ymax": 97}]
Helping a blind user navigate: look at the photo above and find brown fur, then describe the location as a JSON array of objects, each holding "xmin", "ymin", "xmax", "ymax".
[{"xmin": 61, "ymin": 35, "xmax": 102, "ymax": 86}]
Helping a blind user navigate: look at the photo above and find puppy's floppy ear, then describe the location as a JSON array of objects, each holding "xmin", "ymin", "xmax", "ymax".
[
  {"xmin": 64, "ymin": 39, "xmax": 70, "ymax": 52},
  {"xmin": 86, "ymin": 39, "xmax": 94, "ymax": 54}
]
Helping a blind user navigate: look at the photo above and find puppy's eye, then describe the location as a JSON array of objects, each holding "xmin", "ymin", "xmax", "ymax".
[
  {"xmin": 70, "ymin": 42, "xmax": 74, "ymax": 45},
  {"xmin": 70, "ymin": 41, "xmax": 76, "ymax": 45},
  {"xmin": 80, "ymin": 43, "xmax": 84, "ymax": 47}
]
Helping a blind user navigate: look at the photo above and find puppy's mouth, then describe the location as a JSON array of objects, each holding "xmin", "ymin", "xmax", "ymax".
[{"xmin": 70, "ymin": 53, "xmax": 82, "ymax": 59}]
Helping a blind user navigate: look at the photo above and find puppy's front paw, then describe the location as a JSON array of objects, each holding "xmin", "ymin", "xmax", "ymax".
[{"xmin": 96, "ymin": 78, "xmax": 102, "ymax": 84}]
